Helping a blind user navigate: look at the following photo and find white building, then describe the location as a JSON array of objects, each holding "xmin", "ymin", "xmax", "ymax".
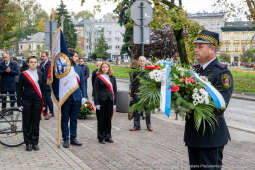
[
  {"xmin": 78, "ymin": 14, "xmax": 125, "ymax": 59},
  {"xmin": 188, "ymin": 12, "xmax": 226, "ymax": 40}
]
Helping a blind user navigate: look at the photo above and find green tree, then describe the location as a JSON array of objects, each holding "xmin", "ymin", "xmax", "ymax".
[
  {"xmin": 0, "ymin": 0, "xmax": 19, "ymax": 48},
  {"xmin": 219, "ymin": 53, "xmax": 231, "ymax": 62},
  {"xmin": 241, "ymin": 49, "xmax": 255, "ymax": 62},
  {"xmin": 74, "ymin": 10, "xmax": 94, "ymax": 20},
  {"xmin": 93, "ymin": 29, "xmax": 109, "ymax": 60},
  {"xmin": 56, "ymin": 0, "xmax": 77, "ymax": 48}
]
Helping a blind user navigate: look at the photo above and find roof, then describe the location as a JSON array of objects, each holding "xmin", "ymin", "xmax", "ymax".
[
  {"xmin": 20, "ymin": 32, "xmax": 45, "ymax": 43},
  {"xmin": 221, "ymin": 21, "xmax": 255, "ymax": 31},
  {"xmin": 188, "ymin": 12, "xmax": 225, "ymax": 18}
]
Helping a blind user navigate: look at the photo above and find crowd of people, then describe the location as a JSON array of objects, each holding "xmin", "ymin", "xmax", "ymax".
[{"xmin": 0, "ymin": 29, "xmax": 234, "ymax": 169}]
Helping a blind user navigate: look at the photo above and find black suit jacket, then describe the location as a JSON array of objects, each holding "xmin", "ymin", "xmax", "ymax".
[
  {"xmin": 17, "ymin": 69, "xmax": 45, "ymax": 107},
  {"xmin": 184, "ymin": 59, "xmax": 233, "ymax": 148},
  {"xmin": 94, "ymin": 75, "xmax": 117, "ymax": 106},
  {"xmin": 40, "ymin": 60, "xmax": 51, "ymax": 91},
  {"xmin": 0, "ymin": 61, "xmax": 19, "ymax": 92}
]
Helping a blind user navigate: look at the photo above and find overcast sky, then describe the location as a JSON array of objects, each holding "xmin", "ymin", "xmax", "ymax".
[{"xmin": 40, "ymin": 0, "xmax": 219, "ymax": 18}]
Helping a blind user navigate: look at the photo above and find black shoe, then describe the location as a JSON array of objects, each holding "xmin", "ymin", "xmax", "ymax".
[
  {"xmin": 99, "ymin": 140, "xmax": 105, "ymax": 144},
  {"xmin": 70, "ymin": 139, "xmax": 82, "ymax": 146},
  {"xmin": 63, "ymin": 140, "xmax": 69, "ymax": 148},
  {"xmin": 105, "ymin": 138, "xmax": 114, "ymax": 143},
  {"xmin": 44, "ymin": 115, "xmax": 50, "ymax": 120},
  {"xmin": 32, "ymin": 144, "xmax": 40, "ymax": 151},
  {"xmin": 26, "ymin": 144, "xmax": 32, "ymax": 151}
]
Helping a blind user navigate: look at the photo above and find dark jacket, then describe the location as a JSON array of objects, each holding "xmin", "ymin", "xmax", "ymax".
[
  {"xmin": 184, "ymin": 59, "xmax": 233, "ymax": 148},
  {"xmin": 94, "ymin": 75, "xmax": 117, "ymax": 106},
  {"xmin": 92, "ymin": 69, "xmax": 98, "ymax": 97},
  {"xmin": 71, "ymin": 65, "xmax": 87, "ymax": 101},
  {"xmin": 40, "ymin": 60, "xmax": 51, "ymax": 91},
  {"xmin": 17, "ymin": 69, "xmax": 45, "ymax": 107},
  {"xmin": 0, "ymin": 60, "xmax": 19, "ymax": 92},
  {"xmin": 129, "ymin": 68, "xmax": 146, "ymax": 99},
  {"xmin": 80, "ymin": 64, "xmax": 90, "ymax": 81}
]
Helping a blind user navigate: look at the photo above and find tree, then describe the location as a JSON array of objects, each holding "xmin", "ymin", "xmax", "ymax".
[
  {"xmin": 74, "ymin": 10, "xmax": 94, "ymax": 20},
  {"xmin": 241, "ymin": 49, "xmax": 255, "ymax": 62},
  {"xmin": 56, "ymin": 0, "xmax": 77, "ymax": 49},
  {"xmin": 0, "ymin": 0, "xmax": 19, "ymax": 48},
  {"xmin": 92, "ymin": 29, "xmax": 109, "ymax": 60},
  {"xmin": 219, "ymin": 53, "xmax": 231, "ymax": 62}
]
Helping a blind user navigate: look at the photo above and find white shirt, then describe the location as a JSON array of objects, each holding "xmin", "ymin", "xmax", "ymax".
[
  {"xmin": 26, "ymin": 69, "xmax": 39, "ymax": 83},
  {"xmin": 202, "ymin": 57, "xmax": 216, "ymax": 70},
  {"xmin": 5, "ymin": 60, "xmax": 10, "ymax": 66}
]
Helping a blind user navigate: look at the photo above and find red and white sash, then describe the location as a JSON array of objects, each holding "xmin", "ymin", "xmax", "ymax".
[
  {"xmin": 97, "ymin": 74, "xmax": 115, "ymax": 100},
  {"xmin": 23, "ymin": 71, "xmax": 45, "ymax": 117},
  {"xmin": 75, "ymin": 72, "xmax": 80, "ymax": 86}
]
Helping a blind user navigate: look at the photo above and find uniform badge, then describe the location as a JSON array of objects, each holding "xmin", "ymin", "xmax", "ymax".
[{"xmin": 221, "ymin": 74, "xmax": 231, "ymax": 89}]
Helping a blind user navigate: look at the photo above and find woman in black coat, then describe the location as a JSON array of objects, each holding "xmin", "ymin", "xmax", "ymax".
[
  {"xmin": 17, "ymin": 56, "xmax": 45, "ymax": 151},
  {"xmin": 94, "ymin": 62, "xmax": 117, "ymax": 144}
]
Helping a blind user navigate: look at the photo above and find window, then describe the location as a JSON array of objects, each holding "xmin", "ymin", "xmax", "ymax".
[
  {"xmin": 109, "ymin": 45, "xmax": 112, "ymax": 49},
  {"xmin": 20, "ymin": 45, "xmax": 23, "ymax": 50},
  {"xmin": 37, "ymin": 45, "xmax": 40, "ymax": 49},
  {"xmin": 225, "ymin": 34, "xmax": 229, "ymax": 40},
  {"xmin": 242, "ymin": 33, "xmax": 246, "ymax": 40},
  {"xmin": 115, "ymin": 37, "xmax": 120, "ymax": 41},
  {"xmin": 242, "ymin": 45, "xmax": 246, "ymax": 52},
  {"xmin": 106, "ymin": 38, "xmax": 112, "ymax": 42},
  {"xmin": 235, "ymin": 33, "xmax": 239, "ymax": 40},
  {"xmin": 226, "ymin": 44, "xmax": 229, "ymax": 52},
  {"xmin": 115, "ymin": 45, "xmax": 120, "ymax": 49},
  {"xmin": 235, "ymin": 44, "xmax": 239, "ymax": 52},
  {"xmin": 107, "ymin": 31, "xmax": 112, "ymax": 35}
]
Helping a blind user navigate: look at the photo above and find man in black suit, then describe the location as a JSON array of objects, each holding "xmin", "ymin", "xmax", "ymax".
[
  {"xmin": 40, "ymin": 51, "xmax": 54, "ymax": 119},
  {"xmin": 0, "ymin": 53, "xmax": 19, "ymax": 110},
  {"xmin": 79, "ymin": 58, "xmax": 90, "ymax": 97},
  {"xmin": 184, "ymin": 30, "xmax": 233, "ymax": 170}
]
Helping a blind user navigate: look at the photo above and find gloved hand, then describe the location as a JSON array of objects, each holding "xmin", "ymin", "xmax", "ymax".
[
  {"xmin": 18, "ymin": 106, "xmax": 23, "ymax": 112},
  {"xmin": 96, "ymin": 105, "xmax": 100, "ymax": 110},
  {"xmin": 113, "ymin": 105, "xmax": 116, "ymax": 110},
  {"xmin": 81, "ymin": 98, "xmax": 87, "ymax": 105}
]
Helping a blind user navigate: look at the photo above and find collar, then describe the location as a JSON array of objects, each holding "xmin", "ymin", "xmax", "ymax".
[
  {"xmin": 5, "ymin": 60, "xmax": 10, "ymax": 66},
  {"xmin": 202, "ymin": 57, "xmax": 216, "ymax": 70}
]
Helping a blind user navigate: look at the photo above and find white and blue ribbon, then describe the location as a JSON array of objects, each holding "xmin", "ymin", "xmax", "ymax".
[
  {"xmin": 159, "ymin": 62, "xmax": 172, "ymax": 117},
  {"xmin": 189, "ymin": 71, "xmax": 226, "ymax": 108}
]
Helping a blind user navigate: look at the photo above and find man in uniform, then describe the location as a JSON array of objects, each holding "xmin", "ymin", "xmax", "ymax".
[{"xmin": 184, "ymin": 30, "xmax": 233, "ymax": 170}]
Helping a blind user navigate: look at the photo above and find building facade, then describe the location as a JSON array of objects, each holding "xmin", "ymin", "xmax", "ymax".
[
  {"xmin": 221, "ymin": 21, "xmax": 255, "ymax": 64},
  {"xmin": 75, "ymin": 14, "xmax": 125, "ymax": 59},
  {"xmin": 188, "ymin": 12, "xmax": 225, "ymax": 40},
  {"xmin": 18, "ymin": 32, "xmax": 45, "ymax": 57}
]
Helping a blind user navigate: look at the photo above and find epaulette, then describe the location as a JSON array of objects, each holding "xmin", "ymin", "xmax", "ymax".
[{"xmin": 215, "ymin": 62, "xmax": 227, "ymax": 69}]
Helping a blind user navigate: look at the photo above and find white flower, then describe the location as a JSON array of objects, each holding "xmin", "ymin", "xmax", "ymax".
[
  {"xmin": 204, "ymin": 97, "xmax": 209, "ymax": 104},
  {"xmin": 193, "ymin": 88, "xmax": 198, "ymax": 93},
  {"xmin": 193, "ymin": 101, "xmax": 198, "ymax": 106},
  {"xmin": 149, "ymin": 70, "xmax": 163, "ymax": 82}
]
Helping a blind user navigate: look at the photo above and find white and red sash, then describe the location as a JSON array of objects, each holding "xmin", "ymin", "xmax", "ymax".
[
  {"xmin": 23, "ymin": 71, "xmax": 45, "ymax": 117},
  {"xmin": 75, "ymin": 72, "xmax": 80, "ymax": 86},
  {"xmin": 97, "ymin": 74, "xmax": 115, "ymax": 100}
]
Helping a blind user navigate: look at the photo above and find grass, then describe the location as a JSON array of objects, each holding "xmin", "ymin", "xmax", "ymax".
[{"xmin": 86, "ymin": 63, "xmax": 255, "ymax": 93}]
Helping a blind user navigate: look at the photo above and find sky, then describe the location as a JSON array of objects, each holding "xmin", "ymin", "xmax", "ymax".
[{"xmin": 40, "ymin": 0, "xmax": 218, "ymax": 19}]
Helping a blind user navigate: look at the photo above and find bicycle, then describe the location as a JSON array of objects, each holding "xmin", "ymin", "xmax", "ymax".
[{"xmin": 0, "ymin": 94, "xmax": 23, "ymax": 147}]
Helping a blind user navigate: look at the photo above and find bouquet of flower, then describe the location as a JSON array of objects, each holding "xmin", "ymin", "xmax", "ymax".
[
  {"xmin": 130, "ymin": 61, "xmax": 223, "ymax": 134},
  {"xmin": 79, "ymin": 100, "xmax": 95, "ymax": 119}
]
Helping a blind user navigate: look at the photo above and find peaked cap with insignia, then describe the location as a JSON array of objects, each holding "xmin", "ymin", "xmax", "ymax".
[{"xmin": 193, "ymin": 30, "xmax": 220, "ymax": 48}]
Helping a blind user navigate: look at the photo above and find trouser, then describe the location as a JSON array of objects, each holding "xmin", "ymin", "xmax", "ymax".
[
  {"xmin": 22, "ymin": 100, "xmax": 42, "ymax": 145},
  {"xmin": 96, "ymin": 100, "xmax": 113, "ymax": 141},
  {"xmin": 1, "ymin": 91, "xmax": 15, "ymax": 110},
  {"xmin": 44, "ymin": 90, "xmax": 54, "ymax": 114},
  {"xmin": 61, "ymin": 96, "xmax": 81, "ymax": 141},
  {"xmin": 188, "ymin": 147, "xmax": 224, "ymax": 170},
  {"xmin": 133, "ymin": 110, "xmax": 151, "ymax": 129}
]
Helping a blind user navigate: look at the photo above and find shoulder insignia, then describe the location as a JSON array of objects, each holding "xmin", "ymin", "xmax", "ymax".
[{"xmin": 221, "ymin": 74, "xmax": 231, "ymax": 89}]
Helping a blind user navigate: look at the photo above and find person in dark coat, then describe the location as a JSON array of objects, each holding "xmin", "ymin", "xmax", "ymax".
[
  {"xmin": 61, "ymin": 48, "xmax": 87, "ymax": 148},
  {"xmin": 0, "ymin": 53, "xmax": 19, "ymax": 110},
  {"xmin": 129, "ymin": 56, "xmax": 152, "ymax": 132},
  {"xmin": 79, "ymin": 58, "xmax": 90, "ymax": 97},
  {"xmin": 17, "ymin": 56, "xmax": 45, "ymax": 151},
  {"xmin": 40, "ymin": 51, "xmax": 54, "ymax": 119},
  {"xmin": 92, "ymin": 61, "xmax": 102, "ymax": 98},
  {"xmin": 184, "ymin": 30, "xmax": 233, "ymax": 170},
  {"xmin": 94, "ymin": 62, "xmax": 117, "ymax": 144}
]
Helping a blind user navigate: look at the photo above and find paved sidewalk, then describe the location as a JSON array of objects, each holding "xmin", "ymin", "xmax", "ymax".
[{"xmin": 1, "ymin": 112, "xmax": 255, "ymax": 170}]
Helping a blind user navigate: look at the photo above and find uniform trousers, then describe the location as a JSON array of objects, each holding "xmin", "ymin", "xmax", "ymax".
[
  {"xmin": 22, "ymin": 100, "xmax": 42, "ymax": 145},
  {"xmin": 44, "ymin": 90, "xmax": 54, "ymax": 114},
  {"xmin": 96, "ymin": 100, "xmax": 113, "ymax": 141},
  {"xmin": 61, "ymin": 96, "xmax": 81, "ymax": 141},
  {"xmin": 188, "ymin": 147, "xmax": 224, "ymax": 170},
  {"xmin": 1, "ymin": 91, "xmax": 15, "ymax": 110}
]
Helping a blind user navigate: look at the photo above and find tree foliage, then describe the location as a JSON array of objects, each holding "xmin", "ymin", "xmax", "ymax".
[
  {"xmin": 74, "ymin": 10, "xmax": 94, "ymax": 20},
  {"xmin": 56, "ymin": 0, "xmax": 77, "ymax": 48},
  {"xmin": 92, "ymin": 29, "xmax": 109, "ymax": 60},
  {"xmin": 219, "ymin": 53, "xmax": 231, "ymax": 63},
  {"xmin": 241, "ymin": 48, "xmax": 255, "ymax": 62}
]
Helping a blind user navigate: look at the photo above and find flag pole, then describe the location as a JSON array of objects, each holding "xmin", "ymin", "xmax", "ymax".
[{"xmin": 57, "ymin": 106, "xmax": 61, "ymax": 148}]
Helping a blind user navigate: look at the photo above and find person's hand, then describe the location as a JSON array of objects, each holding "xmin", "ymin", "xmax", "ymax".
[
  {"xmin": 113, "ymin": 105, "xmax": 116, "ymax": 113},
  {"xmin": 96, "ymin": 105, "xmax": 100, "ymax": 110},
  {"xmin": 81, "ymin": 98, "xmax": 87, "ymax": 105},
  {"xmin": 6, "ymin": 67, "xmax": 11, "ymax": 72},
  {"xmin": 18, "ymin": 106, "xmax": 23, "ymax": 112},
  {"xmin": 130, "ymin": 97, "xmax": 133, "ymax": 102}
]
